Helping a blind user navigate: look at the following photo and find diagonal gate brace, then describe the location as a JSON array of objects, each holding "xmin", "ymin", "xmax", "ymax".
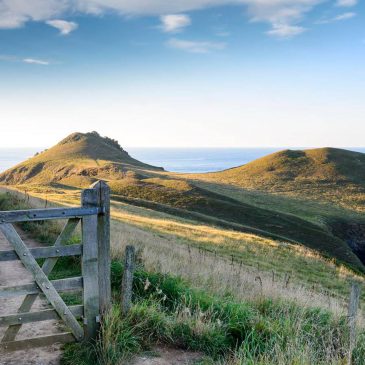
[
  {"xmin": 2, "ymin": 218, "xmax": 80, "ymax": 342},
  {"xmin": 0, "ymin": 223, "xmax": 84, "ymax": 341}
]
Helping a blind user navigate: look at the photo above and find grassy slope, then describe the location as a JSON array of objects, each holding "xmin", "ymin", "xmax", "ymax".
[
  {"xmin": 0, "ymin": 132, "xmax": 162, "ymax": 187},
  {"xmin": 1, "ymin": 193, "xmax": 364, "ymax": 365},
  {"xmin": 189, "ymin": 148, "xmax": 365, "ymax": 212},
  {"xmin": 1, "ymin": 135, "xmax": 364, "ymax": 272},
  {"xmin": 108, "ymin": 176, "xmax": 364, "ymax": 272},
  {"xmin": 5, "ymin": 189, "xmax": 363, "ymax": 306}
]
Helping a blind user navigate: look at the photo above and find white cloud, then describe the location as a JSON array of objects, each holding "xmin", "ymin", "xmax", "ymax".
[
  {"xmin": 23, "ymin": 58, "xmax": 50, "ymax": 65},
  {"xmin": 0, "ymin": 12, "xmax": 27, "ymax": 28},
  {"xmin": 46, "ymin": 19, "xmax": 78, "ymax": 35},
  {"xmin": 0, "ymin": 0, "xmax": 325, "ymax": 38},
  {"xmin": 317, "ymin": 11, "xmax": 356, "ymax": 24},
  {"xmin": 0, "ymin": 55, "xmax": 51, "ymax": 65},
  {"xmin": 267, "ymin": 24, "xmax": 306, "ymax": 38},
  {"xmin": 0, "ymin": 0, "xmax": 68, "ymax": 28},
  {"xmin": 160, "ymin": 14, "xmax": 191, "ymax": 33},
  {"xmin": 336, "ymin": 0, "xmax": 357, "ymax": 7},
  {"xmin": 167, "ymin": 38, "xmax": 226, "ymax": 53},
  {"xmin": 333, "ymin": 11, "xmax": 356, "ymax": 20}
]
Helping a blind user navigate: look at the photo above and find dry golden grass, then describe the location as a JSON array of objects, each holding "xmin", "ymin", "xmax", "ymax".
[
  {"xmin": 1, "ymin": 186, "xmax": 364, "ymax": 322},
  {"xmin": 109, "ymin": 217, "xmax": 364, "ymax": 322}
]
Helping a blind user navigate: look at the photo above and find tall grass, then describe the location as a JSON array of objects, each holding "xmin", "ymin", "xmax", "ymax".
[
  {"xmin": 1, "ymin": 191, "xmax": 364, "ymax": 364},
  {"xmin": 62, "ymin": 265, "xmax": 365, "ymax": 365},
  {"xmin": 1, "ymin": 190, "xmax": 364, "ymax": 316}
]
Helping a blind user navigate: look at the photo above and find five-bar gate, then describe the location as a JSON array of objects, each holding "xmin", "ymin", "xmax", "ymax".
[{"xmin": 0, "ymin": 181, "xmax": 111, "ymax": 351}]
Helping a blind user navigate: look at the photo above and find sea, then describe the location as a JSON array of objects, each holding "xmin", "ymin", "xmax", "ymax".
[{"xmin": 1, "ymin": 147, "xmax": 365, "ymax": 174}]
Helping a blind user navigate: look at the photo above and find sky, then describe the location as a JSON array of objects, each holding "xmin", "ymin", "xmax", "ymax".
[{"xmin": 0, "ymin": 0, "xmax": 364, "ymax": 148}]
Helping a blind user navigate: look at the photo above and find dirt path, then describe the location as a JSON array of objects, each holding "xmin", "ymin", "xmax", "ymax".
[
  {"xmin": 0, "ymin": 228, "xmax": 63, "ymax": 365},
  {"xmin": 0, "ymin": 229, "xmax": 204, "ymax": 365}
]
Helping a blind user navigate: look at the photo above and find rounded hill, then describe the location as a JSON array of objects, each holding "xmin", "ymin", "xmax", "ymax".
[
  {"xmin": 0, "ymin": 132, "xmax": 163, "ymax": 187},
  {"xmin": 200, "ymin": 148, "xmax": 365, "ymax": 210}
]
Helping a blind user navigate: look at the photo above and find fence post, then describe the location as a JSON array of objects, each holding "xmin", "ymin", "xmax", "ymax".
[
  {"xmin": 91, "ymin": 181, "xmax": 111, "ymax": 314},
  {"xmin": 347, "ymin": 282, "xmax": 361, "ymax": 365},
  {"xmin": 121, "ymin": 245, "xmax": 135, "ymax": 315},
  {"xmin": 81, "ymin": 187, "xmax": 100, "ymax": 340}
]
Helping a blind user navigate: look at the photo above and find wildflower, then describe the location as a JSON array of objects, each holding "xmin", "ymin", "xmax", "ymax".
[{"xmin": 144, "ymin": 278, "xmax": 150, "ymax": 291}]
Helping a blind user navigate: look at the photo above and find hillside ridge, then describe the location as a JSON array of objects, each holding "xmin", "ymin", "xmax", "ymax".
[
  {"xmin": 194, "ymin": 147, "xmax": 365, "ymax": 212},
  {"xmin": 0, "ymin": 131, "xmax": 163, "ymax": 186}
]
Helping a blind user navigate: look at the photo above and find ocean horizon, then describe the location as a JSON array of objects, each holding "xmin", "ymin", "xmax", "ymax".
[{"xmin": 1, "ymin": 147, "xmax": 365, "ymax": 174}]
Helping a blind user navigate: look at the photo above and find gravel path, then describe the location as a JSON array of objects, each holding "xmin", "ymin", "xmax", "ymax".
[{"xmin": 0, "ymin": 228, "xmax": 63, "ymax": 365}]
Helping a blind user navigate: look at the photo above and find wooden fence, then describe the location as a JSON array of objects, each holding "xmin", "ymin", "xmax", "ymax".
[{"xmin": 0, "ymin": 181, "xmax": 111, "ymax": 352}]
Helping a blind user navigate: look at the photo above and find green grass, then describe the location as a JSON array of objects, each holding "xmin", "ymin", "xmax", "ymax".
[
  {"xmin": 61, "ymin": 263, "xmax": 365, "ymax": 365},
  {"xmin": 2, "ymin": 133, "xmax": 365, "ymax": 274},
  {"xmin": 110, "ymin": 200, "xmax": 365, "ymax": 304},
  {"xmin": 1, "ymin": 192, "xmax": 364, "ymax": 364},
  {"xmin": 0, "ymin": 131, "xmax": 162, "ymax": 187},
  {"xmin": 0, "ymin": 192, "xmax": 62, "ymax": 244},
  {"xmin": 190, "ymin": 148, "xmax": 365, "ymax": 213},
  {"xmin": 108, "ymin": 177, "xmax": 365, "ymax": 273}
]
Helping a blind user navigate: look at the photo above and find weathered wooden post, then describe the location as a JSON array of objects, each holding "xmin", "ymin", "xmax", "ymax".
[
  {"xmin": 347, "ymin": 282, "xmax": 361, "ymax": 365},
  {"xmin": 81, "ymin": 187, "xmax": 100, "ymax": 340},
  {"xmin": 91, "ymin": 180, "xmax": 111, "ymax": 314},
  {"xmin": 121, "ymin": 245, "xmax": 136, "ymax": 315}
]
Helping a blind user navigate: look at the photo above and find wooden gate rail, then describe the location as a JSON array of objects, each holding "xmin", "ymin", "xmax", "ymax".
[
  {"xmin": 0, "ymin": 244, "xmax": 82, "ymax": 262},
  {"xmin": 0, "ymin": 207, "xmax": 100, "ymax": 223},
  {"xmin": 0, "ymin": 181, "xmax": 111, "ymax": 352},
  {"xmin": 0, "ymin": 277, "xmax": 83, "ymax": 298}
]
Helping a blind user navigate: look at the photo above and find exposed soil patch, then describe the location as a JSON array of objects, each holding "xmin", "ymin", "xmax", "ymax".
[{"xmin": 0, "ymin": 228, "xmax": 63, "ymax": 365}]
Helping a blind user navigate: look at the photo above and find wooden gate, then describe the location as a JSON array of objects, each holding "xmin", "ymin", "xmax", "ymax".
[{"xmin": 0, "ymin": 181, "xmax": 111, "ymax": 351}]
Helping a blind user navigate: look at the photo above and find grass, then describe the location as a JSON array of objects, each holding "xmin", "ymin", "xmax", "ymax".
[
  {"xmin": 2, "ymin": 134, "xmax": 365, "ymax": 279},
  {"xmin": 186, "ymin": 148, "xmax": 365, "ymax": 213},
  {"xmin": 2, "ymin": 190, "xmax": 364, "ymax": 310},
  {"xmin": 109, "ymin": 202, "xmax": 365, "ymax": 306},
  {"xmin": 0, "ymin": 131, "xmax": 161, "ymax": 187},
  {"xmin": 109, "ymin": 187, "xmax": 364, "ymax": 272},
  {"xmin": 104, "ymin": 172, "xmax": 365, "ymax": 272},
  {"xmin": 61, "ymin": 264, "xmax": 365, "ymax": 365},
  {"xmin": 1, "ymin": 192, "xmax": 365, "ymax": 364}
]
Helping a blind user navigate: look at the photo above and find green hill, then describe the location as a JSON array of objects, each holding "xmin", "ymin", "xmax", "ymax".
[
  {"xmin": 108, "ymin": 175, "xmax": 365, "ymax": 272},
  {"xmin": 198, "ymin": 148, "xmax": 365, "ymax": 211},
  {"xmin": 1, "ymin": 136, "xmax": 364, "ymax": 272},
  {"xmin": 0, "ymin": 131, "xmax": 163, "ymax": 187}
]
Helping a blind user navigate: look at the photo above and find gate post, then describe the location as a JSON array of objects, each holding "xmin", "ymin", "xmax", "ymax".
[
  {"xmin": 81, "ymin": 187, "xmax": 100, "ymax": 340},
  {"xmin": 90, "ymin": 181, "xmax": 111, "ymax": 314}
]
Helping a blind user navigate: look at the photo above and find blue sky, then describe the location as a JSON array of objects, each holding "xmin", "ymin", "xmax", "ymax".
[{"xmin": 0, "ymin": 0, "xmax": 364, "ymax": 148}]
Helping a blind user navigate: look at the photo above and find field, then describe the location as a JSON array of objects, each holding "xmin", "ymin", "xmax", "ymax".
[
  {"xmin": 1, "ymin": 133, "xmax": 365, "ymax": 363},
  {"xmin": 1, "ymin": 193, "xmax": 365, "ymax": 364}
]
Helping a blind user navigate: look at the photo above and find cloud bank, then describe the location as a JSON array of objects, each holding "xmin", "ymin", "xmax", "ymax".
[{"xmin": 0, "ymin": 0, "xmax": 327, "ymax": 38}]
